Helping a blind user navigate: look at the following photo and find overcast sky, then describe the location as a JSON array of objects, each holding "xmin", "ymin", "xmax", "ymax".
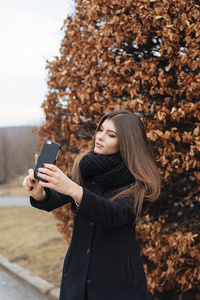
[{"xmin": 0, "ymin": 0, "xmax": 75, "ymax": 127}]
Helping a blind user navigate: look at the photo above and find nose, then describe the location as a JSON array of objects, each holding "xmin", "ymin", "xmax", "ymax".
[{"xmin": 97, "ymin": 131, "xmax": 104, "ymax": 140}]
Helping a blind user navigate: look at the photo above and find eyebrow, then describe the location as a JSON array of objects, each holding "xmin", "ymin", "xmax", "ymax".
[{"xmin": 100, "ymin": 124, "xmax": 117, "ymax": 135}]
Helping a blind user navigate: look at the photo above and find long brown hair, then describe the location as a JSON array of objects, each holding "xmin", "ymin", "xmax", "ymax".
[{"xmin": 71, "ymin": 109, "xmax": 161, "ymax": 217}]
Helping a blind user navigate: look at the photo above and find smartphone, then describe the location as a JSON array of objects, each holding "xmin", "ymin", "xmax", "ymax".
[{"xmin": 34, "ymin": 139, "xmax": 61, "ymax": 182}]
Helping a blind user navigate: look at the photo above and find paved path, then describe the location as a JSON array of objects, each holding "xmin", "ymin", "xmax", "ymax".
[
  {"xmin": 0, "ymin": 266, "xmax": 50, "ymax": 300},
  {"xmin": 0, "ymin": 254, "xmax": 59, "ymax": 300},
  {"xmin": 0, "ymin": 196, "xmax": 60, "ymax": 299},
  {"xmin": 0, "ymin": 196, "xmax": 30, "ymax": 206}
]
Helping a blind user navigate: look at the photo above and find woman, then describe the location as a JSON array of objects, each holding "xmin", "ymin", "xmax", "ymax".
[{"xmin": 23, "ymin": 109, "xmax": 161, "ymax": 300}]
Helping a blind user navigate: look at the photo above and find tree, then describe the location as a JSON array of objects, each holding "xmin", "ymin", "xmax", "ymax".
[
  {"xmin": 0, "ymin": 127, "xmax": 39, "ymax": 184},
  {"xmin": 0, "ymin": 129, "xmax": 12, "ymax": 184},
  {"xmin": 38, "ymin": 0, "xmax": 200, "ymax": 298}
]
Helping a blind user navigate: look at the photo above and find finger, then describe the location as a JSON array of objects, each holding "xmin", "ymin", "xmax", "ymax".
[
  {"xmin": 28, "ymin": 168, "xmax": 35, "ymax": 180},
  {"xmin": 43, "ymin": 164, "xmax": 57, "ymax": 171},
  {"xmin": 35, "ymin": 153, "xmax": 39, "ymax": 166},
  {"xmin": 37, "ymin": 179, "xmax": 49, "ymax": 188},
  {"xmin": 36, "ymin": 171, "xmax": 52, "ymax": 183},
  {"xmin": 23, "ymin": 177, "xmax": 33, "ymax": 191},
  {"xmin": 37, "ymin": 167, "xmax": 54, "ymax": 177},
  {"xmin": 23, "ymin": 177, "xmax": 29, "ymax": 189},
  {"xmin": 28, "ymin": 168, "xmax": 39, "ymax": 183},
  {"xmin": 23, "ymin": 175, "xmax": 31, "ymax": 187},
  {"xmin": 37, "ymin": 168, "xmax": 51, "ymax": 179}
]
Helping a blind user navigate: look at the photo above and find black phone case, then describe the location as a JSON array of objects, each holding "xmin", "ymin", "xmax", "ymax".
[{"xmin": 34, "ymin": 140, "xmax": 61, "ymax": 182}]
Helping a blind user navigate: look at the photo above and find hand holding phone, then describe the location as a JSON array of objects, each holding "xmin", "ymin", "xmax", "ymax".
[{"xmin": 34, "ymin": 140, "xmax": 61, "ymax": 182}]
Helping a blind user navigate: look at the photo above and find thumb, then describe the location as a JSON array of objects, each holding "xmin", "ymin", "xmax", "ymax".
[{"xmin": 35, "ymin": 153, "xmax": 39, "ymax": 166}]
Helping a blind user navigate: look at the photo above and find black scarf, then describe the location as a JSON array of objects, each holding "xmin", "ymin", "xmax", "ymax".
[{"xmin": 80, "ymin": 154, "xmax": 135, "ymax": 188}]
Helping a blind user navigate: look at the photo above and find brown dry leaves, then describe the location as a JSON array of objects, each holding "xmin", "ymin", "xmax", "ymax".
[
  {"xmin": 136, "ymin": 217, "xmax": 200, "ymax": 295},
  {"xmin": 39, "ymin": 0, "xmax": 200, "ymax": 185},
  {"xmin": 37, "ymin": 0, "xmax": 200, "ymax": 296}
]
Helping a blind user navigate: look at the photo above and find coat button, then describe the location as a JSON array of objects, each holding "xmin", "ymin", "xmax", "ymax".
[
  {"xmin": 87, "ymin": 279, "xmax": 92, "ymax": 285},
  {"xmin": 89, "ymin": 222, "xmax": 94, "ymax": 227},
  {"xmin": 86, "ymin": 248, "xmax": 91, "ymax": 255}
]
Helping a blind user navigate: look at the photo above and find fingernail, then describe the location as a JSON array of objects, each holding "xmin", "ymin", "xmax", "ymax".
[
  {"xmin": 30, "ymin": 187, "xmax": 33, "ymax": 191},
  {"xmin": 32, "ymin": 180, "xmax": 35, "ymax": 184}
]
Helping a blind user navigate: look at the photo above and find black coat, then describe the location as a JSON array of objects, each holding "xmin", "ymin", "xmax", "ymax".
[{"xmin": 31, "ymin": 180, "xmax": 148, "ymax": 300}]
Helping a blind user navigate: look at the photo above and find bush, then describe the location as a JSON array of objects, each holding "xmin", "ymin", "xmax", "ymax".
[
  {"xmin": 38, "ymin": 0, "xmax": 200, "ymax": 297},
  {"xmin": 136, "ymin": 216, "xmax": 200, "ymax": 299}
]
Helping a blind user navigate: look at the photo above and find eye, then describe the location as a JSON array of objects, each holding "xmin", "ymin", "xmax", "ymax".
[{"xmin": 108, "ymin": 134, "xmax": 116, "ymax": 138}]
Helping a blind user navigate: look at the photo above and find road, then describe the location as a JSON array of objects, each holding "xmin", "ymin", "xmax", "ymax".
[
  {"xmin": 0, "ymin": 266, "xmax": 50, "ymax": 300},
  {"xmin": 0, "ymin": 196, "xmax": 59, "ymax": 299},
  {"xmin": 0, "ymin": 196, "xmax": 30, "ymax": 206}
]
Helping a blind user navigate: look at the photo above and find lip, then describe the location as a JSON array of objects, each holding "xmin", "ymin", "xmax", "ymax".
[{"xmin": 95, "ymin": 142, "xmax": 103, "ymax": 148}]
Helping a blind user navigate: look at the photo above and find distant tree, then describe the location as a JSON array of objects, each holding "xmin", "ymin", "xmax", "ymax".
[
  {"xmin": 13, "ymin": 127, "xmax": 39, "ymax": 175},
  {"xmin": 38, "ymin": 0, "xmax": 200, "ymax": 298},
  {"xmin": 0, "ymin": 130, "xmax": 12, "ymax": 184},
  {"xmin": 0, "ymin": 127, "xmax": 39, "ymax": 184}
]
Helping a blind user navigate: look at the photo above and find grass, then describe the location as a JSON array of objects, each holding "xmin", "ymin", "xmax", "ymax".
[
  {"xmin": 0, "ymin": 206, "xmax": 68, "ymax": 287},
  {"xmin": 0, "ymin": 177, "xmax": 68, "ymax": 287},
  {"xmin": 0, "ymin": 176, "xmax": 28, "ymax": 196}
]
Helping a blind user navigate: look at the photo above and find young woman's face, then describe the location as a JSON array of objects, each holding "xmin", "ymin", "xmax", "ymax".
[{"xmin": 94, "ymin": 119, "xmax": 119, "ymax": 155}]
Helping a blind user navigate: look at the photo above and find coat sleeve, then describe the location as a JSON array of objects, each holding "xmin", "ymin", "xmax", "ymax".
[
  {"xmin": 71, "ymin": 187, "xmax": 135, "ymax": 228},
  {"xmin": 30, "ymin": 188, "xmax": 72, "ymax": 212}
]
